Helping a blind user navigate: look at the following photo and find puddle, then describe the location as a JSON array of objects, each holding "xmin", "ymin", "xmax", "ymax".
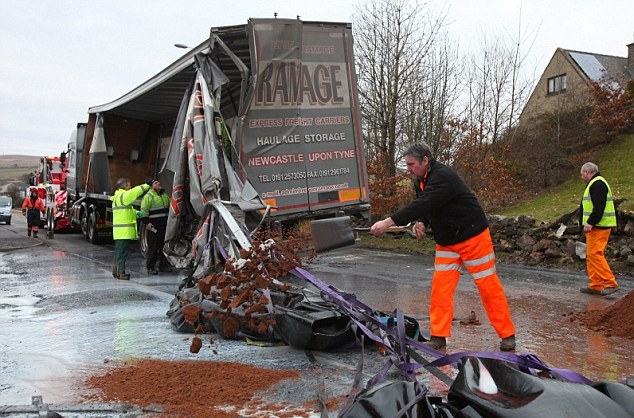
[
  {"xmin": 0, "ymin": 295, "xmax": 42, "ymax": 318},
  {"xmin": 0, "ymin": 295, "xmax": 41, "ymax": 306}
]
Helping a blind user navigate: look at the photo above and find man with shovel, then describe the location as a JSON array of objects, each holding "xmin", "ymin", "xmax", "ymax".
[
  {"xmin": 371, "ymin": 143, "xmax": 516, "ymax": 351},
  {"xmin": 578, "ymin": 162, "xmax": 618, "ymax": 296}
]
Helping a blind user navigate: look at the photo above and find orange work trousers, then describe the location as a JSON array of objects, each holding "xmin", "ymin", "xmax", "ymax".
[
  {"xmin": 585, "ymin": 228, "xmax": 618, "ymax": 291},
  {"xmin": 430, "ymin": 228, "xmax": 515, "ymax": 338}
]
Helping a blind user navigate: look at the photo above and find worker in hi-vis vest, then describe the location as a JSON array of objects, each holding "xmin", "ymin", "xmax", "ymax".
[
  {"xmin": 579, "ymin": 162, "xmax": 618, "ymax": 296},
  {"xmin": 140, "ymin": 179, "xmax": 172, "ymax": 275},
  {"xmin": 111, "ymin": 178, "xmax": 150, "ymax": 280}
]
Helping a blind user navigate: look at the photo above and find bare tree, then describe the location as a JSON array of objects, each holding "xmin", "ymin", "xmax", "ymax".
[
  {"xmin": 462, "ymin": 11, "xmax": 536, "ymax": 156},
  {"xmin": 404, "ymin": 34, "xmax": 462, "ymax": 162},
  {"xmin": 353, "ymin": 0, "xmax": 449, "ymax": 175}
]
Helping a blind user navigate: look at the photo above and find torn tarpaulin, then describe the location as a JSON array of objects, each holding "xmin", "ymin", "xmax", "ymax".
[{"xmin": 162, "ymin": 53, "xmax": 264, "ymax": 270}]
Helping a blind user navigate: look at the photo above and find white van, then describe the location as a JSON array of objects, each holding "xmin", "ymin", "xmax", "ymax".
[{"xmin": 0, "ymin": 196, "xmax": 12, "ymax": 225}]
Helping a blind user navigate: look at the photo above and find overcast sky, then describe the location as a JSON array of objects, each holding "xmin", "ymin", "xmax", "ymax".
[{"xmin": 1, "ymin": 0, "xmax": 632, "ymax": 156}]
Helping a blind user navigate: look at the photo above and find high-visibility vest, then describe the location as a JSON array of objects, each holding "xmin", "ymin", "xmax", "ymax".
[
  {"xmin": 582, "ymin": 176, "xmax": 616, "ymax": 227},
  {"xmin": 111, "ymin": 184, "xmax": 149, "ymax": 240},
  {"xmin": 140, "ymin": 189, "xmax": 170, "ymax": 227},
  {"xmin": 22, "ymin": 197, "xmax": 45, "ymax": 211}
]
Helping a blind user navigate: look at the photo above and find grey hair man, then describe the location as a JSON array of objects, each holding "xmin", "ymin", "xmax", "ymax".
[
  {"xmin": 579, "ymin": 162, "xmax": 618, "ymax": 295},
  {"xmin": 371, "ymin": 143, "xmax": 516, "ymax": 351}
]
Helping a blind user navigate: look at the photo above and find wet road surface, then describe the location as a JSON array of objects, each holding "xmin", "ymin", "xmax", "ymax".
[
  {"xmin": 307, "ymin": 248, "xmax": 633, "ymax": 384},
  {"xmin": 1, "ymin": 213, "xmax": 632, "ymax": 414}
]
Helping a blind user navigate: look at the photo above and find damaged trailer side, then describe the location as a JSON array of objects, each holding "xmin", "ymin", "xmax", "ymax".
[
  {"xmin": 166, "ymin": 18, "xmax": 372, "ymax": 223},
  {"xmin": 68, "ymin": 17, "xmax": 369, "ymax": 253},
  {"xmin": 162, "ymin": 53, "xmax": 263, "ymax": 270},
  {"xmin": 161, "ymin": 18, "xmax": 371, "ymax": 268}
]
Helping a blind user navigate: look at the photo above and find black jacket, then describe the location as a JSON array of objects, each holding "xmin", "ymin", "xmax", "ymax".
[{"xmin": 391, "ymin": 159, "xmax": 488, "ymax": 245}]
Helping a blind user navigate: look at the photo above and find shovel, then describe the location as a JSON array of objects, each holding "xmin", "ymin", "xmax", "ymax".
[{"xmin": 309, "ymin": 216, "xmax": 414, "ymax": 253}]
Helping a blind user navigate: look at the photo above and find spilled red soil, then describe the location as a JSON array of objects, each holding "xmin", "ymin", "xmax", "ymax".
[
  {"xmin": 80, "ymin": 233, "xmax": 323, "ymax": 417},
  {"xmin": 571, "ymin": 290, "xmax": 634, "ymax": 339},
  {"xmin": 83, "ymin": 359, "xmax": 309, "ymax": 417}
]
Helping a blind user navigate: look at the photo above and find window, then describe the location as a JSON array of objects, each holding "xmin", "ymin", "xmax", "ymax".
[{"xmin": 547, "ymin": 74, "xmax": 567, "ymax": 94}]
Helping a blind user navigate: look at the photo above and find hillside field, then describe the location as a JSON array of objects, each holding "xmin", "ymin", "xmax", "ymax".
[
  {"xmin": 497, "ymin": 134, "xmax": 634, "ymax": 222},
  {"xmin": 0, "ymin": 155, "xmax": 38, "ymax": 183}
]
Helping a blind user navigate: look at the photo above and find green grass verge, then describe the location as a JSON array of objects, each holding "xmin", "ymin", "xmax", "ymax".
[
  {"xmin": 357, "ymin": 234, "xmax": 436, "ymax": 255},
  {"xmin": 0, "ymin": 167, "xmax": 33, "ymax": 183},
  {"xmin": 495, "ymin": 133, "xmax": 634, "ymax": 223}
]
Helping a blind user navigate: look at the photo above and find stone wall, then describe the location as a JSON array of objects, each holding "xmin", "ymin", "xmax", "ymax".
[{"xmin": 488, "ymin": 209, "xmax": 634, "ymax": 275}]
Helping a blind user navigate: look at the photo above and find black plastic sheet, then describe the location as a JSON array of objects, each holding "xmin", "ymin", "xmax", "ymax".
[{"xmin": 446, "ymin": 357, "xmax": 634, "ymax": 418}]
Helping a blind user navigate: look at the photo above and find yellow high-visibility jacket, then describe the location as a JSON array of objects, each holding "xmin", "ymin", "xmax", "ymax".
[
  {"xmin": 581, "ymin": 176, "xmax": 616, "ymax": 227},
  {"xmin": 111, "ymin": 184, "xmax": 149, "ymax": 240},
  {"xmin": 140, "ymin": 189, "xmax": 170, "ymax": 230}
]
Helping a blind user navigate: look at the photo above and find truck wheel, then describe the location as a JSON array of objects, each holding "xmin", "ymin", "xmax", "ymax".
[
  {"xmin": 87, "ymin": 212, "xmax": 101, "ymax": 244},
  {"xmin": 139, "ymin": 224, "xmax": 149, "ymax": 259},
  {"xmin": 80, "ymin": 211, "xmax": 89, "ymax": 238},
  {"xmin": 46, "ymin": 208, "xmax": 55, "ymax": 238}
]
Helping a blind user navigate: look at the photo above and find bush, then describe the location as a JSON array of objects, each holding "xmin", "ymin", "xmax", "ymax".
[
  {"xmin": 367, "ymin": 153, "xmax": 414, "ymax": 219},
  {"xmin": 460, "ymin": 154, "xmax": 526, "ymax": 212},
  {"xmin": 507, "ymin": 106, "xmax": 606, "ymax": 188},
  {"xmin": 588, "ymin": 79, "xmax": 634, "ymax": 136}
]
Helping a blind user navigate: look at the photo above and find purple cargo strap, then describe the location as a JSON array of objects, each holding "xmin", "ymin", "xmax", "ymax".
[
  {"xmin": 292, "ymin": 267, "xmax": 443, "ymax": 352},
  {"xmin": 291, "ymin": 267, "xmax": 439, "ymax": 373},
  {"xmin": 212, "ymin": 248, "xmax": 592, "ymax": 387},
  {"xmin": 291, "ymin": 266, "xmax": 593, "ymax": 385},
  {"xmin": 214, "ymin": 236, "xmax": 228, "ymax": 260},
  {"xmin": 426, "ymin": 351, "xmax": 592, "ymax": 384}
]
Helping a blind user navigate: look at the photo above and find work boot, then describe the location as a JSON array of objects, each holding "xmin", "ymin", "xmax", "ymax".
[
  {"xmin": 580, "ymin": 287, "xmax": 603, "ymax": 295},
  {"xmin": 425, "ymin": 336, "xmax": 446, "ymax": 350},
  {"xmin": 116, "ymin": 273, "xmax": 130, "ymax": 280},
  {"xmin": 500, "ymin": 335, "xmax": 516, "ymax": 351},
  {"xmin": 601, "ymin": 287, "xmax": 619, "ymax": 296},
  {"xmin": 27, "ymin": 230, "xmax": 31, "ymax": 237},
  {"xmin": 147, "ymin": 268, "xmax": 158, "ymax": 275}
]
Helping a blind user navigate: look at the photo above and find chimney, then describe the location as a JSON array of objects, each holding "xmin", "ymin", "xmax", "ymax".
[{"xmin": 629, "ymin": 42, "xmax": 634, "ymax": 71}]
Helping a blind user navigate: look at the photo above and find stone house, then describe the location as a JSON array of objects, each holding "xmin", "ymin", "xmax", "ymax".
[{"xmin": 520, "ymin": 41, "xmax": 634, "ymax": 123}]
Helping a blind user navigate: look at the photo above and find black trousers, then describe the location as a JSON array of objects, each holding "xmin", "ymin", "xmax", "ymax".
[
  {"xmin": 26, "ymin": 209, "xmax": 41, "ymax": 229},
  {"xmin": 146, "ymin": 228, "xmax": 168, "ymax": 270}
]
